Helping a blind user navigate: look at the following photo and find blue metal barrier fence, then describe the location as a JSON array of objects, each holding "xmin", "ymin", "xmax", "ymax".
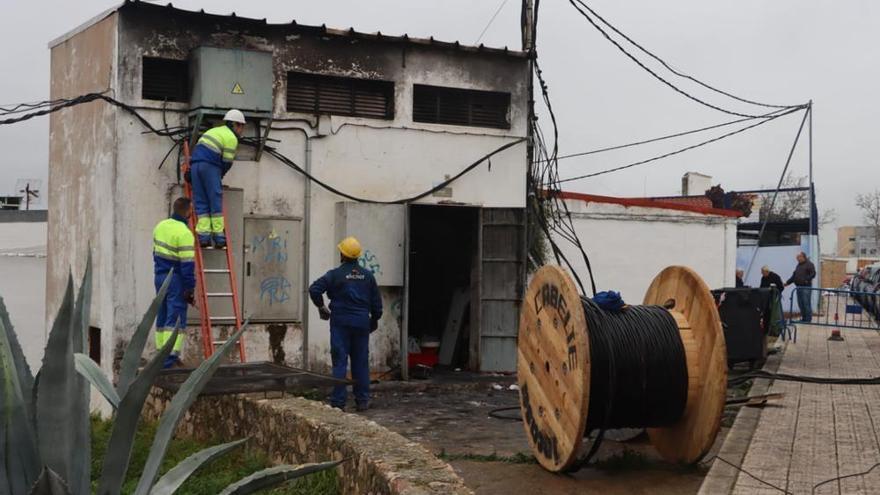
[{"xmin": 786, "ymin": 287, "xmax": 880, "ymax": 339}]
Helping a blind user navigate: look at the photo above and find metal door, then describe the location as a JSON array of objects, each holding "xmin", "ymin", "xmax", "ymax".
[
  {"xmin": 474, "ymin": 208, "xmax": 526, "ymax": 372},
  {"xmin": 242, "ymin": 217, "xmax": 303, "ymax": 322}
]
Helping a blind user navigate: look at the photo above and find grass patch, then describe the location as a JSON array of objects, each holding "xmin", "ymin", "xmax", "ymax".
[
  {"xmin": 437, "ymin": 449, "xmax": 536, "ymax": 464},
  {"xmin": 90, "ymin": 416, "xmax": 339, "ymax": 494}
]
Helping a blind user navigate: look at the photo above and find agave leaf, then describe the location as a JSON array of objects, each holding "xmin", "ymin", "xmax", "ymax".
[
  {"xmin": 97, "ymin": 328, "xmax": 178, "ymax": 495},
  {"xmin": 0, "ymin": 378, "xmax": 6, "ymax": 495},
  {"xmin": 0, "ymin": 295, "xmax": 35, "ymax": 423},
  {"xmin": 71, "ymin": 254, "xmax": 92, "ymax": 354},
  {"xmin": 117, "ymin": 270, "xmax": 173, "ymax": 398},
  {"xmin": 27, "ymin": 467, "xmax": 72, "ymax": 495},
  {"xmin": 133, "ymin": 322, "xmax": 250, "ymax": 495},
  {"xmin": 73, "ymin": 353, "xmax": 120, "ymax": 409},
  {"xmin": 217, "ymin": 461, "xmax": 342, "ymax": 495},
  {"xmin": 68, "ymin": 258, "xmax": 93, "ymax": 495},
  {"xmin": 148, "ymin": 438, "xmax": 248, "ymax": 495},
  {"xmin": 35, "ymin": 275, "xmax": 78, "ymax": 491},
  {"xmin": 1, "ymin": 317, "xmax": 40, "ymax": 494}
]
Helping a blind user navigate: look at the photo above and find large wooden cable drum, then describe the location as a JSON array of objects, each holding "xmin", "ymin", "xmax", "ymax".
[{"xmin": 517, "ymin": 265, "xmax": 727, "ymax": 472}]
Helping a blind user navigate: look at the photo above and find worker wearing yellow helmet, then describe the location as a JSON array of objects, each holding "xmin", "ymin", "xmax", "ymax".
[
  {"xmin": 308, "ymin": 236, "xmax": 383, "ymax": 411},
  {"xmin": 188, "ymin": 109, "xmax": 246, "ymax": 249}
]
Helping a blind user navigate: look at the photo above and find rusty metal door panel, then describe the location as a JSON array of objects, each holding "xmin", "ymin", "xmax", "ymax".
[
  {"xmin": 243, "ymin": 217, "xmax": 303, "ymax": 322},
  {"xmin": 479, "ymin": 207, "xmax": 525, "ymax": 372}
]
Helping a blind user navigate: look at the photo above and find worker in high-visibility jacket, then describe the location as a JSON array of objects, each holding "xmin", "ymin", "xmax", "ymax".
[
  {"xmin": 189, "ymin": 109, "xmax": 246, "ymax": 248},
  {"xmin": 153, "ymin": 197, "xmax": 196, "ymax": 368},
  {"xmin": 309, "ymin": 237, "xmax": 383, "ymax": 411}
]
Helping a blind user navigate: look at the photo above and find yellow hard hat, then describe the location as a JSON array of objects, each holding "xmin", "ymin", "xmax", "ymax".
[{"xmin": 337, "ymin": 236, "xmax": 362, "ymax": 259}]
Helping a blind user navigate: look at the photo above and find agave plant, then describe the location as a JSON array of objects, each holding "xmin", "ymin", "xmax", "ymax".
[{"xmin": 0, "ymin": 256, "xmax": 339, "ymax": 494}]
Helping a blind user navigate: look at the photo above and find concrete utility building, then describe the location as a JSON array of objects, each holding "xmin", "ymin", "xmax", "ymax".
[
  {"xmin": 555, "ymin": 192, "xmax": 740, "ymax": 300},
  {"xmin": 47, "ymin": 1, "xmax": 528, "ymax": 377}
]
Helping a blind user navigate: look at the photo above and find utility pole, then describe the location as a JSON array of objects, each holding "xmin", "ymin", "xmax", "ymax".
[{"xmin": 521, "ymin": 0, "xmax": 535, "ymax": 287}]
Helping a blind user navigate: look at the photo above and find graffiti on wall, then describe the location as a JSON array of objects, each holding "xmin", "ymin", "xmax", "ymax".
[
  {"xmin": 358, "ymin": 249, "xmax": 382, "ymax": 277},
  {"xmin": 252, "ymin": 228, "xmax": 292, "ymax": 306}
]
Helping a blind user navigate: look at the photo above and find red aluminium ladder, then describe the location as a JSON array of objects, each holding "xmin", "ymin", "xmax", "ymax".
[{"xmin": 181, "ymin": 141, "xmax": 246, "ymax": 362}]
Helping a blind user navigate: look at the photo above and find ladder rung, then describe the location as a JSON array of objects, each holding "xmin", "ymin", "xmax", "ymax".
[
  {"xmin": 213, "ymin": 340, "xmax": 228, "ymax": 345},
  {"xmin": 207, "ymin": 292, "xmax": 234, "ymax": 297},
  {"xmin": 209, "ymin": 316, "xmax": 237, "ymax": 321},
  {"xmin": 203, "ymin": 269, "xmax": 231, "ymax": 274}
]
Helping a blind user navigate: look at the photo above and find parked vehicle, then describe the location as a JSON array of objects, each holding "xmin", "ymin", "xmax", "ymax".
[{"xmin": 850, "ymin": 264, "xmax": 880, "ymax": 319}]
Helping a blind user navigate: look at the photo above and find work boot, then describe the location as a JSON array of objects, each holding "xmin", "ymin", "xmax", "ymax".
[
  {"xmin": 356, "ymin": 402, "xmax": 370, "ymax": 412},
  {"xmin": 198, "ymin": 236, "xmax": 212, "ymax": 249},
  {"xmin": 213, "ymin": 237, "xmax": 227, "ymax": 249},
  {"xmin": 330, "ymin": 403, "xmax": 345, "ymax": 412}
]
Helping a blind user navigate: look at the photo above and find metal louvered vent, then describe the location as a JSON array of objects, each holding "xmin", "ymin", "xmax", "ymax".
[
  {"xmin": 413, "ymin": 85, "xmax": 510, "ymax": 129},
  {"xmin": 287, "ymin": 72, "xmax": 394, "ymax": 119},
  {"xmin": 142, "ymin": 57, "xmax": 189, "ymax": 103}
]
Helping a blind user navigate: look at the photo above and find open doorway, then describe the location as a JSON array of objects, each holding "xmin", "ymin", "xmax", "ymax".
[{"xmin": 407, "ymin": 205, "xmax": 478, "ymax": 369}]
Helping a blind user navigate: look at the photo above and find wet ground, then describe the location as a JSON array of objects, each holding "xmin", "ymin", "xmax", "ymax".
[{"xmin": 360, "ymin": 372, "xmax": 726, "ymax": 494}]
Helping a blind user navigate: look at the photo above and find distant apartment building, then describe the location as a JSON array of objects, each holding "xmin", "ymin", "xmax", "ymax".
[{"xmin": 838, "ymin": 226, "xmax": 880, "ymax": 257}]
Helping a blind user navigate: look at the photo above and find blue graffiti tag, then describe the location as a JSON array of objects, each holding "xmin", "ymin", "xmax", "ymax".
[
  {"xmin": 252, "ymin": 234, "xmax": 288, "ymax": 264},
  {"xmin": 259, "ymin": 276, "xmax": 291, "ymax": 305},
  {"xmin": 358, "ymin": 249, "xmax": 382, "ymax": 276}
]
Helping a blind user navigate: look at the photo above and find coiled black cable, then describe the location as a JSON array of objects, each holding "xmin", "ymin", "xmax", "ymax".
[{"xmin": 581, "ymin": 298, "xmax": 689, "ymax": 431}]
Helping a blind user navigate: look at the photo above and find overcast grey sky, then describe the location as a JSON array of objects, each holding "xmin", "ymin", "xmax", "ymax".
[{"xmin": 1, "ymin": 1, "xmax": 876, "ymax": 251}]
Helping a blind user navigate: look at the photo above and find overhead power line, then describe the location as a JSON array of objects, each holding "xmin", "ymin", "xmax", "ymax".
[
  {"xmin": 572, "ymin": 0, "xmax": 798, "ymax": 110},
  {"xmin": 474, "ymin": 0, "xmax": 510, "ymax": 45},
  {"xmin": 557, "ymin": 105, "xmax": 805, "ymax": 183},
  {"xmin": 546, "ymin": 110, "xmax": 801, "ymax": 162},
  {"xmin": 566, "ymin": 0, "xmax": 803, "ymax": 118}
]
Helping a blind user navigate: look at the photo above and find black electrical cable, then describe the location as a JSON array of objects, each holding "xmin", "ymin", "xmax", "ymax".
[
  {"xmin": 558, "ymin": 105, "xmax": 805, "ymax": 183},
  {"xmin": 547, "ymin": 112, "xmax": 782, "ymax": 162},
  {"xmin": 572, "ymin": 0, "xmax": 799, "ymax": 110},
  {"xmin": 728, "ymin": 369, "xmax": 880, "ymax": 387},
  {"xmin": 253, "ymin": 137, "xmax": 524, "ymax": 205},
  {"xmin": 566, "ymin": 0, "xmax": 799, "ymax": 118},
  {"xmin": 581, "ymin": 298, "xmax": 688, "ymax": 430},
  {"xmin": 0, "ymin": 91, "xmax": 525, "ymax": 206}
]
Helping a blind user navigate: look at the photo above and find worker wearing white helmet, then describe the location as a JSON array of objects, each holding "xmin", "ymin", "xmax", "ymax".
[{"xmin": 188, "ymin": 109, "xmax": 246, "ymax": 248}]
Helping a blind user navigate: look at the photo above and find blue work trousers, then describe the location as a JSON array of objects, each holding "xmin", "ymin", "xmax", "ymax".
[
  {"xmin": 795, "ymin": 286, "xmax": 813, "ymax": 322},
  {"xmin": 330, "ymin": 324, "xmax": 370, "ymax": 407},
  {"xmin": 154, "ymin": 274, "xmax": 187, "ymax": 361},
  {"xmin": 190, "ymin": 162, "xmax": 225, "ymax": 244}
]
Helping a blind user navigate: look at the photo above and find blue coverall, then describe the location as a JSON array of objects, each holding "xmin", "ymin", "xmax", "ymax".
[
  {"xmin": 190, "ymin": 125, "xmax": 238, "ymax": 245},
  {"xmin": 309, "ymin": 261, "xmax": 383, "ymax": 408},
  {"xmin": 153, "ymin": 213, "xmax": 196, "ymax": 367}
]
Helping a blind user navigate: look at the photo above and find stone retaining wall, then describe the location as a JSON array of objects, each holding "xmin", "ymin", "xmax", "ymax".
[{"xmin": 145, "ymin": 389, "xmax": 472, "ymax": 495}]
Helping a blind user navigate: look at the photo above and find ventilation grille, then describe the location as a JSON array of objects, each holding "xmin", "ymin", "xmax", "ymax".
[
  {"xmin": 142, "ymin": 57, "xmax": 188, "ymax": 103},
  {"xmin": 287, "ymin": 72, "xmax": 394, "ymax": 119},
  {"xmin": 413, "ymin": 85, "xmax": 510, "ymax": 129}
]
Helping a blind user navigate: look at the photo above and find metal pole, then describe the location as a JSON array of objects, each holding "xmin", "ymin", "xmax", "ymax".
[{"xmin": 522, "ymin": 0, "xmax": 535, "ymax": 290}]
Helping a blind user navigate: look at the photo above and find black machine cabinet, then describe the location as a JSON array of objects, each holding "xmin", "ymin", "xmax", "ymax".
[{"xmin": 711, "ymin": 287, "xmax": 774, "ymax": 368}]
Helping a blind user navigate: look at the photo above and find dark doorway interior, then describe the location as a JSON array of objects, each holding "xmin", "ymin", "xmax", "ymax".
[{"xmin": 407, "ymin": 205, "xmax": 478, "ymax": 369}]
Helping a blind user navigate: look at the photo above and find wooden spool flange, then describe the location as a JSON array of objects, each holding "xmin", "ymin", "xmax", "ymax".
[{"xmin": 517, "ymin": 265, "xmax": 727, "ymax": 472}]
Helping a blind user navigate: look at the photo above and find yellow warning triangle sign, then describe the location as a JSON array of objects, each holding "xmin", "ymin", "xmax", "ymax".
[{"xmin": 231, "ymin": 82, "xmax": 244, "ymax": 94}]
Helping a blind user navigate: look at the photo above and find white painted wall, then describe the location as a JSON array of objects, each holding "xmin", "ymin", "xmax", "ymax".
[
  {"xmin": 0, "ymin": 221, "xmax": 47, "ymax": 370},
  {"xmin": 554, "ymin": 199, "xmax": 738, "ymax": 303}
]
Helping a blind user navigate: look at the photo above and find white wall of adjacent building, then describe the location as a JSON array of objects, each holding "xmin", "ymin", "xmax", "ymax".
[
  {"xmin": 0, "ymin": 214, "xmax": 47, "ymax": 371},
  {"xmin": 553, "ymin": 197, "xmax": 738, "ymax": 303}
]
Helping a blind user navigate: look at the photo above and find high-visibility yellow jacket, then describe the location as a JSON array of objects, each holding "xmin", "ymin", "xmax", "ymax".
[
  {"xmin": 191, "ymin": 124, "xmax": 239, "ymax": 172},
  {"xmin": 152, "ymin": 214, "xmax": 196, "ymax": 290}
]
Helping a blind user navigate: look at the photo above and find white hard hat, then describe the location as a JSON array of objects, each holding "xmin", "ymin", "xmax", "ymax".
[{"xmin": 223, "ymin": 109, "xmax": 246, "ymax": 124}]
